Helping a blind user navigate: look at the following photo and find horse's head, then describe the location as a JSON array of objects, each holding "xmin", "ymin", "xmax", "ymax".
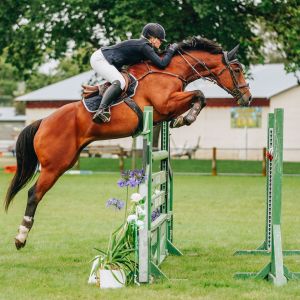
[
  {"xmin": 216, "ymin": 45, "xmax": 252, "ymax": 106},
  {"xmin": 176, "ymin": 38, "xmax": 252, "ymax": 106}
]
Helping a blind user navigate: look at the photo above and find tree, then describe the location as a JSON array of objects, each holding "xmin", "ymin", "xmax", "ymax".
[
  {"xmin": 0, "ymin": 54, "xmax": 19, "ymax": 106},
  {"xmin": 0, "ymin": 0, "xmax": 299, "ymax": 74},
  {"xmin": 256, "ymin": 0, "xmax": 300, "ymax": 72}
]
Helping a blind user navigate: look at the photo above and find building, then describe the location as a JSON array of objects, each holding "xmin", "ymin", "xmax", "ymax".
[
  {"xmin": 0, "ymin": 107, "xmax": 26, "ymax": 152},
  {"xmin": 15, "ymin": 64, "xmax": 300, "ymax": 161}
]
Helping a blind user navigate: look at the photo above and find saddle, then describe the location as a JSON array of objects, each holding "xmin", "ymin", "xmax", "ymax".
[
  {"xmin": 82, "ymin": 71, "xmax": 138, "ymax": 106},
  {"xmin": 81, "ymin": 72, "xmax": 143, "ymax": 136}
]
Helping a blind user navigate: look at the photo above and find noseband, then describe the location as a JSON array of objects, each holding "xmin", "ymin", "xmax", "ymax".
[{"xmin": 177, "ymin": 49, "xmax": 250, "ymax": 101}]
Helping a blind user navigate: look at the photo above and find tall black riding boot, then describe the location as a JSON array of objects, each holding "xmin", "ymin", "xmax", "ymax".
[{"xmin": 93, "ymin": 80, "xmax": 122, "ymax": 124}]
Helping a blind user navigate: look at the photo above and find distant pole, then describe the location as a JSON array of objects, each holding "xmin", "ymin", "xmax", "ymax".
[
  {"xmin": 119, "ymin": 147, "xmax": 125, "ymax": 173},
  {"xmin": 212, "ymin": 147, "xmax": 217, "ymax": 176},
  {"xmin": 74, "ymin": 157, "xmax": 80, "ymax": 170},
  {"xmin": 131, "ymin": 137, "xmax": 136, "ymax": 170},
  {"xmin": 262, "ymin": 147, "xmax": 266, "ymax": 176},
  {"xmin": 245, "ymin": 126, "xmax": 248, "ymax": 160}
]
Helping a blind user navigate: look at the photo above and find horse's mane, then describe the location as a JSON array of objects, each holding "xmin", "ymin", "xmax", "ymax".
[{"xmin": 169, "ymin": 36, "xmax": 223, "ymax": 54}]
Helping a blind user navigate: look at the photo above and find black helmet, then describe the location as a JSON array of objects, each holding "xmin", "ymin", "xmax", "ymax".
[{"xmin": 141, "ymin": 23, "xmax": 166, "ymax": 42}]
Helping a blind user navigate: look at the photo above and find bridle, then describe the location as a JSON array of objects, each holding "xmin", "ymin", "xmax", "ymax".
[{"xmin": 177, "ymin": 49, "xmax": 250, "ymax": 101}]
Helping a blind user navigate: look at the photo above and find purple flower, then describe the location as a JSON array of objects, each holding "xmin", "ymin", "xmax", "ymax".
[
  {"xmin": 128, "ymin": 177, "xmax": 139, "ymax": 188},
  {"xmin": 117, "ymin": 179, "xmax": 126, "ymax": 187},
  {"xmin": 151, "ymin": 208, "xmax": 161, "ymax": 221},
  {"xmin": 135, "ymin": 169, "xmax": 146, "ymax": 184},
  {"xmin": 106, "ymin": 198, "xmax": 125, "ymax": 210},
  {"xmin": 118, "ymin": 169, "xmax": 146, "ymax": 188}
]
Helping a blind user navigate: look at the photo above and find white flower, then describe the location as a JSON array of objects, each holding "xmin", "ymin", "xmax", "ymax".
[
  {"xmin": 131, "ymin": 193, "xmax": 143, "ymax": 203},
  {"xmin": 136, "ymin": 205, "xmax": 146, "ymax": 216},
  {"xmin": 136, "ymin": 220, "xmax": 144, "ymax": 229},
  {"xmin": 127, "ymin": 214, "xmax": 137, "ymax": 223}
]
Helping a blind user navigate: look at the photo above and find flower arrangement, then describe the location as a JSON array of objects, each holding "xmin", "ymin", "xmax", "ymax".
[{"xmin": 88, "ymin": 169, "xmax": 146, "ymax": 288}]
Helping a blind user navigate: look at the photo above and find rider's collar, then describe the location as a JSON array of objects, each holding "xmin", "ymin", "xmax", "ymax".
[{"xmin": 141, "ymin": 35, "xmax": 151, "ymax": 44}]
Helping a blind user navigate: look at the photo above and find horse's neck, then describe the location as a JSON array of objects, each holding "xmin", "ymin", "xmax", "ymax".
[{"xmin": 169, "ymin": 51, "xmax": 220, "ymax": 82}]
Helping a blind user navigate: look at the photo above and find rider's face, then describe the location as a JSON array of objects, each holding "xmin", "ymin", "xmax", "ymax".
[{"xmin": 150, "ymin": 37, "xmax": 162, "ymax": 49}]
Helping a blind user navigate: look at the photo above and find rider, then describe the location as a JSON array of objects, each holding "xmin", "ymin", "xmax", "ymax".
[{"xmin": 90, "ymin": 23, "xmax": 178, "ymax": 123}]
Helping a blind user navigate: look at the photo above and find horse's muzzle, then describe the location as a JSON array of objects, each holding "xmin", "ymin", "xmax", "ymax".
[{"xmin": 237, "ymin": 94, "xmax": 252, "ymax": 107}]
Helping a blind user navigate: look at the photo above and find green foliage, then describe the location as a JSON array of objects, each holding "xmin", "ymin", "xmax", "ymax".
[
  {"xmin": 256, "ymin": 0, "xmax": 300, "ymax": 72},
  {"xmin": 25, "ymin": 55, "xmax": 89, "ymax": 92},
  {"xmin": 0, "ymin": 0, "xmax": 299, "ymax": 74},
  {"xmin": 92, "ymin": 222, "xmax": 137, "ymax": 285},
  {"xmin": 0, "ymin": 56, "xmax": 19, "ymax": 105}
]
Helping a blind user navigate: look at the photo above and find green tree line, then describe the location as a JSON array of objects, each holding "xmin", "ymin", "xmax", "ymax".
[{"xmin": 0, "ymin": 0, "xmax": 299, "ymax": 106}]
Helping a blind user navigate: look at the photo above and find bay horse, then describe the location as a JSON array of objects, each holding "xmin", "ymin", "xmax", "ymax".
[{"xmin": 4, "ymin": 37, "xmax": 252, "ymax": 249}]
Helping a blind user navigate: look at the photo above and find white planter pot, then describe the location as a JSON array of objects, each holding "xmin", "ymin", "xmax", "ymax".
[{"xmin": 99, "ymin": 269, "xmax": 125, "ymax": 289}]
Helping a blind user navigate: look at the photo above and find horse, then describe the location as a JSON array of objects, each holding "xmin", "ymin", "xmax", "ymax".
[{"xmin": 4, "ymin": 37, "xmax": 252, "ymax": 249}]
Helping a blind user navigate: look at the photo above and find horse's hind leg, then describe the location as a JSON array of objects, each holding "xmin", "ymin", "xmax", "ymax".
[{"xmin": 15, "ymin": 168, "xmax": 62, "ymax": 249}]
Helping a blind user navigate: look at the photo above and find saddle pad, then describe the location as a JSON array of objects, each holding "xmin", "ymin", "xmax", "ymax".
[{"xmin": 82, "ymin": 73, "xmax": 138, "ymax": 112}]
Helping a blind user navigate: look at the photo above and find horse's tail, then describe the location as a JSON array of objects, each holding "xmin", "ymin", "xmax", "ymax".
[{"xmin": 4, "ymin": 119, "xmax": 42, "ymax": 211}]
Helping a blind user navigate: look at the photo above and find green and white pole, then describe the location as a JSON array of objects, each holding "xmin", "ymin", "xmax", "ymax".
[{"xmin": 234, "ymin": 109, "xmax": 300, "ymax": 285}]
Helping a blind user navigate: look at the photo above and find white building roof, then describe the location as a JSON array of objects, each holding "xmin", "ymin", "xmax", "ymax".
[
  {"xmin": 16, "ymin": 64, "xmax": 300, "ymax": 101},
  {"xmin": 16, "ymin": 70, "xmax": 96, "ymax": 101},
  {"xmin": 187, "ymin": 64, "xmax": 300, "ymax": 98}
]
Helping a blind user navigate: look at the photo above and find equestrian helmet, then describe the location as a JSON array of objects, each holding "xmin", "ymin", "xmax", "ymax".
[{"xmin": 142, "ymin": 23, "xmax": 166, "ymax": 42}]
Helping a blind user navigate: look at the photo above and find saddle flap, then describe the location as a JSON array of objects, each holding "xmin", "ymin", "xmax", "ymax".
[{"xmin": 82, "ymin": 73, "xmax": 138, "ymax": 112}]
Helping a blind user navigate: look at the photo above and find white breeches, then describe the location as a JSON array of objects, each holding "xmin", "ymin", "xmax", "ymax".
[{"xmin": 90, "ymin": 49, "xmax": 126, "ymax": 90}]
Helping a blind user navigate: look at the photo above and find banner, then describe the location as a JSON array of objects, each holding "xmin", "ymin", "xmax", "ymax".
[{"xmin": 231, "ymin": 107, "xmax": 262, "ymax": 128}]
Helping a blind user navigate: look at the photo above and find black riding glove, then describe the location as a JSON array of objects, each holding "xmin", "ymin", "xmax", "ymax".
[{"xmin": 169, "ymin": 43, "xmax": 179, "ymax": 52}]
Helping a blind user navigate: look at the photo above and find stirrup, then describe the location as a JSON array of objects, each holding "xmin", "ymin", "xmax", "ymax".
[{"xmin": 93, "ymin": 107, "xmax": 111, "ymax": 124}]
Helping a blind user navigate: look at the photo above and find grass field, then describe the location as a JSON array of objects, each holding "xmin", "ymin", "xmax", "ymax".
[
  {"xmin": 1, "ymin": 172, "xmax": 300, "ymax": 299},
  {"xmin": 1, "ymin": 156, "xmax": 300, "ymax": 175},
  {"xmin": 76, "ymin": 157, "xmax": 300, "ymax": 175}
]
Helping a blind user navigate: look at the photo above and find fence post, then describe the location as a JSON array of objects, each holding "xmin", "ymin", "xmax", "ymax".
[
  {"xmin": 119, "ymin": 147, "xmax": 124, "ymax": 173},
  {"xmin": 131, "ymin": 137, "xmax": 137, "ymax": 170},
  {"xmin": 212, "ymin": 147, "xmax": 217, "ymax": 176}
]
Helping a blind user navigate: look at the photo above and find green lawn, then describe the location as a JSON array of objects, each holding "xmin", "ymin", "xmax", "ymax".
[
  {"xmin": 1, "ymin": 156, "xmax": 299, "ymax": 175},
  {"xmin": 1, "ymin": 172, "xmax": 300, "ymax": 299},
  {"xmin": 76, "ymin": 157, "xmax": 300, "ymax": 175}
]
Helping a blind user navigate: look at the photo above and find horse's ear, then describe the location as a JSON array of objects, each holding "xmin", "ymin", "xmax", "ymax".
[{"xmin": 227, "ymin": 44, "xmax": 239, "ymax": 61}]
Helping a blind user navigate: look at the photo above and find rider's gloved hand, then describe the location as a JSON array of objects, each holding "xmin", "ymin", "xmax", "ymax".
[{"xmin": 169, "ymin": 43, "xmax": 179, "ymax": 52}]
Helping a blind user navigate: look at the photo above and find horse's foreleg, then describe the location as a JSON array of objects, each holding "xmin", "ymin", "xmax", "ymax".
[
  {"xmin": 169, "ymin": 90, "xmax": 206, "ymax": 128},
  {"xmin": 15, "ymin": 168, "xmax": 65, "ymax": 250},
  {"xmin": 182, "ymin": 90, "xmax": 206, "ymax": 126}
]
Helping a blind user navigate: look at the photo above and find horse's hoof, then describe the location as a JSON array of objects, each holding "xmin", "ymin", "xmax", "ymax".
[
  {"xmin": 15, "ymin": 238, "xmax": 26, "ymax": 250},
  {"xmin": 170, "ymin": 116, "xmax": 185, "ymax": 128}
]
